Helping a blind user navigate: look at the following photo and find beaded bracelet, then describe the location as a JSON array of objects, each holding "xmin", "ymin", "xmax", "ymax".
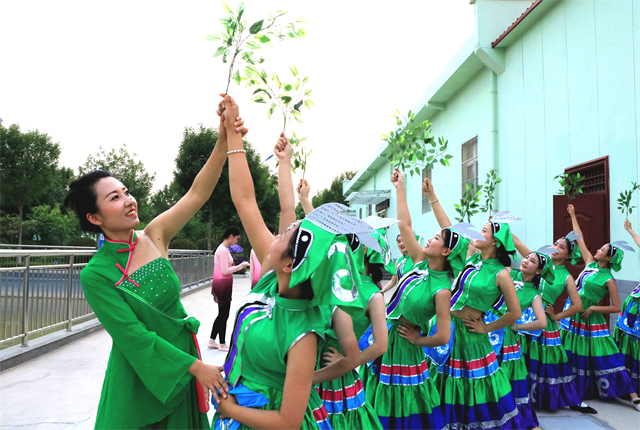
[
  {"xmin": 227, "ymin": 149, "xmax": 246, "ymax": 155},
  {"xmin": 429, "ymin": 198, "xmax": 439, "ymax": 204}
]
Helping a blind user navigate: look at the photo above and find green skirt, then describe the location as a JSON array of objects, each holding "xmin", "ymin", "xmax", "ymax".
[
  {"xmin": 431, "ymin": 316, "xmax": 518, "ymax": 429},
  {"xmin": 316, "ymin": 338, "xmax": 383, "ymax": 430},
  {"xmin": 364, "ymin": 319, "xmax": 444, "ymax": 430},
  {"xmin": 560, "ymin": 297, "xmax": 634, "ymax": 399}
]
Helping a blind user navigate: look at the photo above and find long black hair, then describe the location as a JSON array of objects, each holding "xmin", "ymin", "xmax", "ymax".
[
  {"xmin": 63, "ymin": 170, "xmax": 112, "ymax": 233},
  {"xmin": 496, "ymin": 245, "xmax": 513, "ymax": 268}
]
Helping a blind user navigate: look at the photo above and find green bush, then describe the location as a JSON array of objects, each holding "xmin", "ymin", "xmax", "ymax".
[
  {"xmin": 169, "ymin": 238, "xmax": 198, "ymax": 249},
  {"xmin": 196, "ymin": 238, "xmax": 210, "ymax": 250},
  {"xmin": 67, "ymin": 237, "xmax": 97, "ymax": 247}
]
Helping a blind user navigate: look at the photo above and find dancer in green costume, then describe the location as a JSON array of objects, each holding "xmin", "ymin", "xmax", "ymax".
[
  {"xmin": 298, "ymin": 179, "xmax": 389, "ymax": 430},
  {"xmin": 381, "ymin": 233, "xmax": 421, "ymax": 294},
  {"xmin": 213, "ymin": 98, "xmax": 376, "ymax": 430},
  {"xmin": 361, "ymin": 168, "xmax": 457, "ymax": 430},
  {"xmin": 559, "ymin": 204, "xmax": 635, "ymax": 404},
  {"xmin": 65, "ymin": 99, "xmax": 244, "ymax": 429},
  {"xmin": 427, "ymin": 205, "xmax": 522, "ymax": 429},
  {"xmin": 616, "ymin": 220, "xmax": 640, "ymax": 411},
  {"xmin": 485, "ymin": 249, "xmax": 549, "ymax": 429},
  {"xmin": 512, "ymin": 233, "xmax": 593, "ymax": 412}
]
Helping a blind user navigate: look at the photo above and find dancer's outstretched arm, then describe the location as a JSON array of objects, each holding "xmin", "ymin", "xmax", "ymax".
[
  {"xmin": 297, "ymin": 179, "xmax": 314, "ymax": 215},
  {"xmin": 146, "ymin": 101, "xmax": 246, "ymax": 250},
  {"xmin": 567, "ymin": 204, "xmax": 594, "ymax": 265},
  {"xmin": 422, "ymin": 178, "xmax": 452, "ymax": 228},
  {"xmin": 391, "ymin": 168, "xmax": 426, "ymax": 264},
  {"xmin": 222, "ymin": 95, "xmax": 274, "ymax": 265},
  {"xmin": 275, "ymin": 133, "xmax": 296, "ymax": 233},
  {"xmin": 624, "ymin": 220, "xmax": 640, "ymax": 248}
]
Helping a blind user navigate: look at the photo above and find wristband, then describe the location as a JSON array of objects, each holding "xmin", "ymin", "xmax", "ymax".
[
  {"xmin": 227, "ymin": 149, "xmax": 246, "ymax": 155},
  {"xmin": 429, "ymin": 198, "xmax": 439, "ymax": 204}
]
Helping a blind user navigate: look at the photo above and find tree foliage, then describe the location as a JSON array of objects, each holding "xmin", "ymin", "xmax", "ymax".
[
  {"xmin": 454, "ymin": 183, "xmax": 483, "ymax": 223},
  {"xmin": 479, "ymin": 169, "xmax": 502, "ymax": 216},
  {"xmin": 78, "ymin": 145, "xmax": 156, "ymax": 222},
  {"xmin": 553, "ymin": 172, "xmax": 583, "ymax": 202},
  {"xmin": 26, "ymin": 204, "xmax": 81, "ymax": 245},
  {"xmin": 617, "ymin": 182, "xmax": 640, "ymax": 219},
  {"xmin": 0, "ymin": 123, "xmax": 62, "ymax": 244},
  {"xmin": 383, "ymin": 110, "xmax": 452, "ymax": 177},
  {"xmin": 206, "ymin": 1, "xmax": 308, "ymax": 94},
  {"xmin": 173, "ymin": 124, "xmax": 280, "ymax": 249}
]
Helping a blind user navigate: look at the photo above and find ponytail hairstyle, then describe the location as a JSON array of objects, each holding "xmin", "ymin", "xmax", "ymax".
[
  {"xmin": 439, "ymin": 228, "xmax": 455, "ymax": 275},
  {"xmin": 496, "ymin": 246, "xmax": 513, "ymax": 268},
  {"xmin": 63, "ymin": 170, "xmax": 112, "ymax": 233}
]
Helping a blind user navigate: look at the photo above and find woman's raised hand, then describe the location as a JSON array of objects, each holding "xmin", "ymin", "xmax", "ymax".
[
  {"xmin": 219, "ymin": 94, "xmax": 240, "ymax": 130},
  {"xmin": 422, "ymin": 178, "xmax": 436, "ymax": 200},
  {"xmin": 567, "ymin": 204, "xmax": 576, "ymax": 217},
  {"xmin": 216, "ymin": 98, "xmax": 248, "ymax": 137},
  {"xmin": 274, "ymin": 133, "xmax": 292, "ymax": 161},
  {"xmin": 624, "ymin": 219, "xmax": 633, "ymax": 232},
  {"xmin": 391, "ymin": 168, "xmax": 404, "ymax": 189},
  {"xmin": 297, "ymin": 179, "xmax": 310, "ymax": 199}
]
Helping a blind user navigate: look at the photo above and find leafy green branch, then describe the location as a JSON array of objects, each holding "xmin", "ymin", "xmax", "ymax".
[
  {"xmin": 205, "ymin": 2, "xmax": 308, "ymax": 94},
  {"xmin": 454, "ymin": 183, "xmax": 483, "ymax": 223},
  {"xmin": 553, "ymin": 172, "xmax": 583, "ymax": 202},
  {"xmin": 617, "ymin": 182, "xmax": 640, "ymax": 219},
  {"xmin": 272, "ymin": 131, "xmax": 312, "ymax": 179},
  {"xmin": 382, "ymin": 109, "xmax": 452, "ymax": 177},
  {"xmin": 479, "ymin": 169, "xmax": 502, "ymax": 215},
  {"xmin": 244, "ymin": 64, "xmax": 313, "ymax": 133}
]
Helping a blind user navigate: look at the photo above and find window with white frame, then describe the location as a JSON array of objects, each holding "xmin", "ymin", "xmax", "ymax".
[
  {"xmin": 422, "ymin": 168, "xmax": 432, "ymax": 214},
  {"xmin": 461, "ymin": 137, "xmax": 478, "ymax": 195}
]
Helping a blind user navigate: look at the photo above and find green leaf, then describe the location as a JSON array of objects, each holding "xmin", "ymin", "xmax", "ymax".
[
  {"xmin": 296, "ymin": 16, "xmax": 311, "ymax": 24},
  {"xmin": 234, "ymin": 70, "xmax": 242, "ymax": 86},
  {"xmin": 249, "ymin": 20, "xmax": 264, "ymax": 34},
  {"xmin": 213, "ymin": 46, "xmax": 228, "ymax": 57},
  {"xmin": 280, "ymin": 95, "xmax": 292, "ymax": 104},
  {"xmin": 297, "ymin": 28, "xmax": 306, "ymax": 37},
  {"xmin": 257, "ymin": 35, "xmax": 271, "ymax": 44},
  {"xmin": 284, "ymin": 84, "xmax": 293, "ymax": 91},
  {"xmin": 204, "ymin": 34, "xmax": 221, "ymax": 42},
  {"xmin": 246, "ymin": 41, "xmax": 262, "ymax": 50},
  {"xmin": 294, "ymin": 100, "xmax": 303, "ymax": 111},
  {"xmin": 268, "ymin": 103, "xmax": 276, "ymax": 119},
  {"xmin": 222, "ymin": 2, "xmax": 234, "ymax": 14},
  {"xmin": 304, "ymin": 89, "xmax": 312, "ymax": 97},
  {"xmin": 252, "ymin": 95, "xmax": 266, "ymax": 103},
  {"xmin": 252, "ymin": 88, "xmax": 272, "ymax": 99},
  {"xmin": 294, "ymin": 78, "xmax": 301, "ymax": 91}
]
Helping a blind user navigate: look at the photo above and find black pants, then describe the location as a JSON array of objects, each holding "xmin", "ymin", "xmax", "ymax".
[{"xmin": 210, "ymin": 301, "xmax": 231, "ymax": 344}]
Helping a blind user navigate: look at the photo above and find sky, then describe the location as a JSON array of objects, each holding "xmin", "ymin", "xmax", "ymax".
[{"xmin": 0, "ymin": 0, "xmax": 475, "ymax": 197}]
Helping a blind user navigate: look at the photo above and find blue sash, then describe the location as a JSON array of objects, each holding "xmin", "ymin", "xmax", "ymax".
[
  {"xmin": 484, "ymin": 311, "xmax": 505, "ymax": 356},
  {"xmin": 424, "ymin": 321, "xmax": 455, "ymax": 366},
  {"xmin": 516, "ymin": 307, "xmax": 542, "ymax": 337},
  {"xmin": 212, "ymin": 384, "xmax": 270, "ymax": 430}
]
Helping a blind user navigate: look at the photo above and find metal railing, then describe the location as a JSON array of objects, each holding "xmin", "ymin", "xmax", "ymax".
[{"xmin": 0, "ymin": 248, "xmax": 214, "ymax": 348}]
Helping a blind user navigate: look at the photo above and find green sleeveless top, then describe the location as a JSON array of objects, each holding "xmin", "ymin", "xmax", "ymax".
[
  {"xmin": 225, "ymin": 271, "xmax": 328, "ymax": 389},
  {"xmin": 541, "ymin": 264, "xmax": 571, "ymax": 306},
  {"xmin": 386, "ymin": 260, "xmax": 451, "ymax": 331},
  {"xmin": 451, "ymin": 253, "xmax": 506, "ymax": 313},
  {"xmin": 490, "ymin": 271, "xmax": 540, "ymax": 316},
  {"xmin": 396, "ymin": 254, "xmax": 415, "ymax": 279},
  {"xmin": 576, "ymin": 262, "xmax": 615, "ymax": 304}
]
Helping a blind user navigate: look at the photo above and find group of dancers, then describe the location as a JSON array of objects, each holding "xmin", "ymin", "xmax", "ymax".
[{"xmin": 66, "ymin": 94, "xmax": 640, "ymax": 429}]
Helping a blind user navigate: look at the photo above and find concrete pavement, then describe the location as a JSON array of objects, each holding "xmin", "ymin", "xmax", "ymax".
[{"xmin": 1, "ymin": 276, "xmax": 638, "ymax": 429}]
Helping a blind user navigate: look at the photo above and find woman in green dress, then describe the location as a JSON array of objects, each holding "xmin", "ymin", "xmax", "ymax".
[
  {"xmin": 362, "ymin": 168, "xmax": 454, "ymax": 430},
  {"xmin": 213, "ymin": 96, "xmax": 374, "ymax": 430},
  {"xmin": 380, "ymin": 234, "xmax": 415, "ymax": 294},
  {"xmin": 560, "ymin": 204, "xmax": 635, "ymax": 402},
  {"xmin": 298, "ymin": 180, "xmax": 389, "ymax": 429},
  {"xmin": 64, "ymin": 100, "xmax": 244, "ymax": 429}
]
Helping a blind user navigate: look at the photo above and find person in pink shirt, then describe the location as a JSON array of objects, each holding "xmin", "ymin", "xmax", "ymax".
[{"xmin": 208, "ymin": 226, "xmax": 249, "ymax": 351}]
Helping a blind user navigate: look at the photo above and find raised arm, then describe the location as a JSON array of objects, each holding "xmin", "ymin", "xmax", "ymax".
[
  {"xmin": 391, "ymin": 168, "xmax": 426, "ymax": 264},
  {"xmin": 297, "ymin": 179, "xmax": 314, "ymax": 215},
  {"xmin": 512, "ymin": 233, "xmax": 533, "ymax": 259},
  {"xmin": 146, "ymin": 101, "xmax": 246, "ymax": 251},
  {"xmin": 568, "ymin": 204, "xmax": 594, "ymax": 264},
  {"xmin": 422, "ymin": 178, "xmax": 452, "ymax": 228},
  {"xmin": 275, "ymin": 134, "xmax": 296, "ymax": 233},
  {"xmin": 624, "ymin": 220, "xmax": 640, "ymax": 248},
  {"xmin": 222, "ymin": 95, "xmax": 274, "ymax": 264}
]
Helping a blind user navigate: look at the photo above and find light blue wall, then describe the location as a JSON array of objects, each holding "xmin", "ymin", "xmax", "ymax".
[{"xmin": 497, "ymin": 0, "xmax": 640, "ymax": 282}]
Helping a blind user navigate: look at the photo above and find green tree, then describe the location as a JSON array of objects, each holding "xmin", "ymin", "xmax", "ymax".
[
  {"xmin": 0, "ymin": 124, "xmax": 61, "ymax": 244},
  {"xmin": 78, "ymin": 145, "xmax": 156, "ymax": 222},
  {"xmin": 26, "ymin": 204, "xmax": 81, "ymax": 245},
  {"xmin": 295, "ymin": 169, "xmax": 357, "ymax": 219},
  {"xmin": 31, "ymin": 166, "xmax": 75, "ymax": 208},
  {"xmin": 173, "ymin": 124, "xmax": 279, "ymax": 250},
  {"xmin": 147, "ymin": 183, "xmax": 181, "ymax": 220}
]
